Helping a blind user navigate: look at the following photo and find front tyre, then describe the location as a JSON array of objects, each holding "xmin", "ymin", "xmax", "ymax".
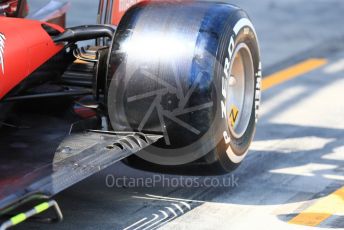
[{"xmin": 107, "ymin": 1, "xmax": 261, "ymax": 174}]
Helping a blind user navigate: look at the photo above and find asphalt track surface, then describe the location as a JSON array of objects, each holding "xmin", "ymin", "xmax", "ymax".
[{"xmin": 17, "ymin": 0, "xmax": 344, "ymax": 229}]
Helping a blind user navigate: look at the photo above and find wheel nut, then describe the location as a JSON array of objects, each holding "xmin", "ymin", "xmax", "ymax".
[{"xmin": 229, "ymin": 75, "xmax": 237, "ymax": 86}]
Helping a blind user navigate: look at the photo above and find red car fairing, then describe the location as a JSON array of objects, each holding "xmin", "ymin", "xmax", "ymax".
[
  {"xmin": 0, "ymin": 17, "xmax": 64, "ymax": 100},
  {"xmin": 111, "ymin": 0, "xmax": 161, "ymax": 25},
  {"xmin": 0, "ymin": 0, "xmax": 28, "ymax": 17},
  {"xmin": 111, "ymin": 0, "xmax": 142, "ymax": 25}
]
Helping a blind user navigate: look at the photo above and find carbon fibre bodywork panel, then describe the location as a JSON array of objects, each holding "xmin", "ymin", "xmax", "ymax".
[{"xmin": 0, "ymin": 102, "xmax": 161, "ymax": 212}]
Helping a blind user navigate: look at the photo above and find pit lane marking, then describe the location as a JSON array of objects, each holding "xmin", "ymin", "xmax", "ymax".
[
  {"xmin": 123, "ymin": 58, "xmax": 329, "ymax": 229},
  {"xmin": 324, "ymin": 58, "xmax": 344, "ymax": 74},
  {"xmin": 262, "ymin": 58, "xmax": 327, "ymax": 90},
  {"xmin": 289, "ymin": 186, "xmax": 344, "ymax": 226},
  {"xmin": 122, "ymin": 201, "xmax": 192, "ymax": 230},
  {"xmin": 123, "ymin": 218, "xmax": 148, "ymax": 230},
  {"xmin": 263, "ymin": 57, "xmax": 344, "ymax": 227}
]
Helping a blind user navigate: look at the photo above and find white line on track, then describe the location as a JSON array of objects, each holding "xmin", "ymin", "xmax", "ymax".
[
  {"xmin": 324, "ymin": 58, "xmax": 344, "ymax": 73},
  {"xmin": 122, "ymin": 200, "xmax": 193, "ymax": 230},
  {"xmin": 123, "ymin": 218, "xmax": 148, "ymax": 230},
  {"xmin": 142, "ymin": 210, "xmax": 169, "ymax": 230},
  {"xmin": 132, "ymin": 214, "xmax": 159, "ymax": 230}
]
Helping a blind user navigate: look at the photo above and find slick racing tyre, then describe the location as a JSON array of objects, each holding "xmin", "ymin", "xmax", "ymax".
[{"xmin": 107, "ymin": 1, "xmax": 261, "ymax": 174}]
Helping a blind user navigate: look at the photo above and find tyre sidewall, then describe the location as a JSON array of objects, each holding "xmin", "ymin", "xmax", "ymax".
[{"xmin": 213, "ymin": 11, "xmax": 261, "ymax": 171}]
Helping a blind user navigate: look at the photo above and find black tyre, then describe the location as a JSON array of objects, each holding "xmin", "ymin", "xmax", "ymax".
[{"xmin": 107, "ymin": 1, "xmax": 261, "ymax": 174}]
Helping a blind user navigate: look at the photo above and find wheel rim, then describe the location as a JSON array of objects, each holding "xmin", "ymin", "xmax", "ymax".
[{"xmin": 227, "ymin": 43, "xmax": 254, "ymax": 138}]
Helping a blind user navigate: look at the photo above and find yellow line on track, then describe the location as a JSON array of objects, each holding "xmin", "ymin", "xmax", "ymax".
[
  {"xmin": 262, "ymin": 57, "xmax": 339, "ymax": 227},
  {"xmin": 289, "ymin": 186, "xmax": 344, "ymax": 226},
  {"xmin": 262, "ymin": 58, "xmax": 328, "ymax": 91}
]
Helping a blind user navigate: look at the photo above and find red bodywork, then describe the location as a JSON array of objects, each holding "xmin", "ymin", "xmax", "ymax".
[
  {"xmin": 0, "ymin": 17, "xmax": 64, "ymax": 100},
  {"xmin": 111, "ymin": 0, "xmax": 149, "ymax": 25},
  {"xmin": 0, "ymin": 0, "xmax": 146, "ymax": 100},
  {"xmin": 111, "ymin": 0, "xmax": 142, "ymax": 25},
  {"xmin": 0, "ymin": 0, "xmax": 29, "ymax": 17}
]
